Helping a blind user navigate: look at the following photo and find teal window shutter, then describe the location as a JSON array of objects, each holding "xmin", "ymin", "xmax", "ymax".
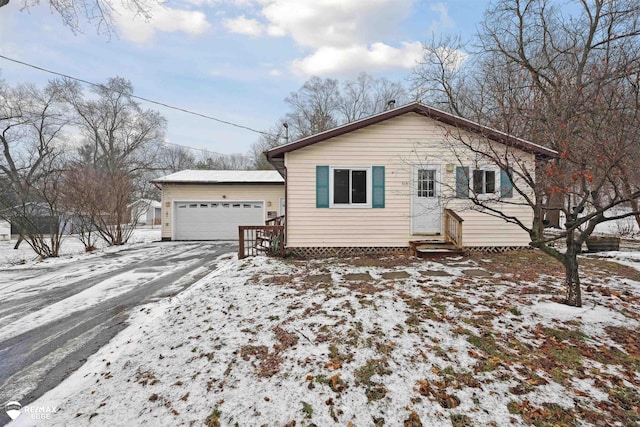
[
  {"xmin": 456, "ymin": 166, "xmax": 469, "ymax": 198},
  {"xmin": 372, "ymin": 166, "xmax": 385, "ymax": 208},
  {"xmin": 500, "ymin": 168, "xmax": 513, "ymax": 198},
  {"xmin": 316, "ymin": 166, "xmax": 329, "ymax": 208}
]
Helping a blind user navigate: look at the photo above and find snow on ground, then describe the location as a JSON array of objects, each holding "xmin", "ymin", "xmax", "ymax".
[
  {"xmin": 0, "ymin": 227, "xmax": 162, "ymax": 267},
  {"xmin": 0, "ymin": 228, "xmax": 169, "ymax": 341},
  {"xmin": 12, "ymin": 249, "xmax": 640, "ymax": 426}
]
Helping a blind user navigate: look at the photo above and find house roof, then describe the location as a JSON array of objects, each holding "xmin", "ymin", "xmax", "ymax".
[
  {"xmin": 128, "ymin": 199, "xmax": 161, "ymax": 208},
  {"xmin": 266, "ymin": 102, "xmax": 558, "ymax": 160},
  {"xmin": 152, "ymin": 170, "xmax": 284, "ymax": 184}
]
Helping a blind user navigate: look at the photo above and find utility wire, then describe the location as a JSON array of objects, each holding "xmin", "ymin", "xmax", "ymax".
[{"xmin": 0, "ymin": 53, "xmax": 273, "ymax": 136}]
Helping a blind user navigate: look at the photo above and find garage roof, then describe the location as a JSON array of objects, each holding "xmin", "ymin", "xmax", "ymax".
[{"xmin": 152, "ymin": 170, "xmax": 284, "ymax": 184}]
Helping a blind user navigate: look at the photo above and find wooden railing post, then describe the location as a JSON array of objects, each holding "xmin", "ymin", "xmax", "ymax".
[
  {"xmin": 237, "ymin": 224, "xmax": 285, "ymax": 259},
  {"xmin": 443, "ymin": 209, "xmax": 464, "ymax": 249},
  {"xmin": 238, "ymin": 226, "xmax": 246, "ymax": 259}
]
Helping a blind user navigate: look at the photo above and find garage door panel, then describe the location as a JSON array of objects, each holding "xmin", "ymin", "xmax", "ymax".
[{"xmin": 174, "ymin": 201, "xmax": 264, "ymax": 240}]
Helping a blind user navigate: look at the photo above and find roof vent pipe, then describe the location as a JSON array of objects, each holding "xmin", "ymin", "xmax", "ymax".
[
  {"xmin": 387, "ymin": 99, "xmax": 396, "ymax": 110},
  {"xmin": 283, "ymin": 122, "xmax": 289, "ymax": 143}
]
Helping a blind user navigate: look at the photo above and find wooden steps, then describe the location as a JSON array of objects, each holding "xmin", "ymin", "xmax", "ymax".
[{"xmin": 409, "ymin": 240, "xmax": 463, "ymax": 258}]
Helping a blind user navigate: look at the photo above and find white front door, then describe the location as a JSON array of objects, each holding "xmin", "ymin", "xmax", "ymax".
[{"xmin": 412, "ymin": 164, "xmax": 442, "ymax": 234}]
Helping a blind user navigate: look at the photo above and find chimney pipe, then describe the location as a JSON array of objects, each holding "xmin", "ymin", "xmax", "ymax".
[
  {"xmin": 283, "ymin": 122, "xmax": 289, "ymax": 143},
  {"xmin": 387, "ymin": 99, "xmax": 396, "ymax": 110}
]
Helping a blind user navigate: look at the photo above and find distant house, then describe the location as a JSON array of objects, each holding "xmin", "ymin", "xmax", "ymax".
[
  {"xmin": 152, "ymin": 170, "xmax": 285, "ymax": 241},
  {"xmin": 0, "ymin": 220, "xmax": 9, "ymax": 241},
  {"xmin": 7, "ymin": 203, "xmax": 66, "ymax": 236},
  {"xmin": 266, "ymin": 102, "xmax": 556, "ymax": 257},
  {"xmin": 129, "ymin": 199, "xmax": 162, "ymax": 226}
]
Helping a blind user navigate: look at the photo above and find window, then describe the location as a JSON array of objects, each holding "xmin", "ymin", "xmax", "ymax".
[
  {"xmin": 331, "ymin": 168, "xmax": 370, "ymax": 206},
  {"xmin": 457, "ymin": 166, "xmax": 513, "ymax": 199},
  {"xmin": 317, "ymin": 165, "xmax": 384, "ymax": 208},
  {"xmin": 417, "ymin": 169, "xmax": 436, "ymax": 197},
  {"xmin": 473, "ymin": 170, "xmax": 496, "ymax": 194}
]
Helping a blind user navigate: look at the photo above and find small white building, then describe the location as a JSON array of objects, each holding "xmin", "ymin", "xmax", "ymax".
[
  {"xmin": 0, "ymin": 220, "xmax": 10, "ymax": 241},
  {"xmin": 129, "ymin": 199, "xmax": 162, "ymax": 226}
]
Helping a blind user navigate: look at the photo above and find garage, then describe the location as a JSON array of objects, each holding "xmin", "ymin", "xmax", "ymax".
[
  {"xmin": 174, "ymin": 200, "xmax": 264, "ymax": 240},
  {"xmin": 152, "ymin": 170, "xmax": 285, "ymax": 241}
]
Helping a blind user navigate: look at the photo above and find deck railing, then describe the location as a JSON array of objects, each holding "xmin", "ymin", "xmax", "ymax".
[
  {"xmin": 443, "ymin": 209, "xmax": 463, "ymax": 248},
  {"xmin": 238, "ymin": 224, "xmax": 285, "ymax": 259}
]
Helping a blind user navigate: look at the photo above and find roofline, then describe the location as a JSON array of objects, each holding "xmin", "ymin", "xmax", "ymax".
[
  {"xmin": 266, "ymin": 102, "xmax": 558, "ymax": 160},
  {"xmin": 150, "ymin": 180, "xmax": 284, "ymax": 185}
]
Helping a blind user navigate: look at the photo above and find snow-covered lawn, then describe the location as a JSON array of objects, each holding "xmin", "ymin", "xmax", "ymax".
[
  {"xmin": 0, "ymin": 227, "xmax": 162, "ymax": 266},
  {"xmin": 11, "ymin": 250, "xmax": 640, "ymax": 426}
]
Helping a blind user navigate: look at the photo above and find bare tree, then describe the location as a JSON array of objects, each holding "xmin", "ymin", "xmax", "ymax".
[
  {"xmin": 53, "ymin": 76, "xmax": 165, "ymax": 245},
  {"xmin": 413, "ymin": 0, "xmax": 640, "ymax": 306},
  {"xmin": 250, "ymin": 123, "xmax": 287, "ymax": 170},
  {"xmin": 194, "ymin": 151, "xmax": 252, "ymax": 170},
  {"xmin": 62, "ymin": 165, "xmax": 137, "ymax": 246},
  {"xmin": 8, "ymin": 0, "xmax": 161, "ymax": 36},
  {"xmin": 339, "ymin": 72, "xmax": 410, "ymax": 122},
  {"xmin": 284, "ymin": 77, "xmax": 341, "ymax": 139},
  {"xmin": 411, "ymin": 35, "xmax": 479, "ymax": 119},
  {"xmin": 57, "ymin": 77, "xmax": 166, "ymax": 177},
  {"xmin": 0, "ymin": 81, "xmax": 70, "ymax": 258},
  {"xmin": 157, "ymin": 144, "xmax": 197, "ymax": 173}
]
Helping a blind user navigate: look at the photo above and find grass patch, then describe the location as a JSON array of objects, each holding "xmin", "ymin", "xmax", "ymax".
[
  {"xmin": 354, "ymin": 358, "xmax": 391, "ymax": 401},
  {"xmin": 301, "ymin": 401, "xmax": 313, "ymax": 419},
  {"xmin": 204, "ymin": 408, "xmax": 222, "ymax": 427},
  {"xmin": 541, "ymin": 326, "xmax": 587, "ymax": 342},
  {"xmin": 450, "ymin": 413, "xmax": 473, "ymax": 427}
]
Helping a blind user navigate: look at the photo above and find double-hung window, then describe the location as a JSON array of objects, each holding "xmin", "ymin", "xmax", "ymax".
[
  {"xmin": 472, "ymin": 169, "xmax": 496, "ymax": 195},
  {"xmin": 331, "ymin": 167, "xmax": 370, "ymax": 207},
  {"xmin": 316, "ymin": 165, "xmax": 385, "ymax": 208},
  {"xmin": 456, "ymin": 166, "xmax": 513, "ymax": 199}
]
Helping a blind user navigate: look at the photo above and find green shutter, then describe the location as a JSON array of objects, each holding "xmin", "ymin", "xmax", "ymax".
[
  {"xmin": 500, "ymin": 168, "xmax": 513, "ymax": 198},
  {"xmin": 372, "ymin": 166, "xmax": 385, "ymax": 208},
  {"xmin": 456, "ymin": 166, "xmax": 469, "ymax": 198},
  {"xmin": 316, "ymin": 166, "xmax": 329, "ymax": 208}
]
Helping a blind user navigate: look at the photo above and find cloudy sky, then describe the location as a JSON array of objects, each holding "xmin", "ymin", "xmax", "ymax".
[{"xmin": 0, "ymin": 0, "xmax": 489, "ymax": 156}]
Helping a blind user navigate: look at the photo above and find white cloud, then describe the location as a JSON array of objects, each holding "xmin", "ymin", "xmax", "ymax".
[
  {"xmin": 115, "ymin": 4, "xmax": 211, "ymax": 43},
  {"xmin": 224, "ymin": 15, "xmax": 264, "ymax": 36},
  {"xmin": 258, "ymin": 0, "xmax": 412, "ymax": 48},
  {"xmin": 429, "ymin": 2, "xmax": 455, "ymax": 32},
  {"xmin": 218, "ymin": 0, "xmax": 422, "ymax": 75},
  {"xmin": 292, "ymin": 41, "xmax": 423, "ymax": 76}
]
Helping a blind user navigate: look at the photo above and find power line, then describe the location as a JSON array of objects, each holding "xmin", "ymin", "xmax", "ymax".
[
  {"xmin": 163, "ymin": 141, "xmax": 231, "ymax": 156},
  {"xmin": 0, "ymin": 54, "xmax": 273, "ymax": 137}
]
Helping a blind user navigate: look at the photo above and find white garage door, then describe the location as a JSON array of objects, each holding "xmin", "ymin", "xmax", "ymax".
[{"xmin": 174, "ymin": 201, "xmax": 264, "ymax": 240}]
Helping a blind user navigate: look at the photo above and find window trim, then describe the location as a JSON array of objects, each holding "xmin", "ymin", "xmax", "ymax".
[
  {"xmin": 329, "ymin": 166, "xmax": 372, "ymax": 208},
  {"xmin": 470, "ymin": 166, "xmax": 500, "ymax": 199}
]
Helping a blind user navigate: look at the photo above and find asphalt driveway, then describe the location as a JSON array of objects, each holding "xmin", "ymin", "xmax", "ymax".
[{"xmin": 0, "ymin": 241, "xmax": 235, "ymax": 417}]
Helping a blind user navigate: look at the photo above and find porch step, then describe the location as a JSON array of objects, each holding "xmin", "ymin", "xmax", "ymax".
[{"xmin": 409, "ymin": 240, "xmax": 463, "ymax": 258}]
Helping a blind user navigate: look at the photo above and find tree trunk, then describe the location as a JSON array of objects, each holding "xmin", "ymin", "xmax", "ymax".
[
  {"xmin": 630, "ymin": 199, "xmax": 640, "ymax": 232},
  {"xmin": 564, "ymin": 228, "xmax": 582, "ymax": 307},
  {"xmin": 13, "ymin": 235, "xmax": 23, "ymax": 250}
]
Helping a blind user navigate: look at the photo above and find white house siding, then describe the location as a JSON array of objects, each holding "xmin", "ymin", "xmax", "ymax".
[
  {"xmin": 284, "ymin": 112, "xmax": 535, "ymax": 249},
  {"xmin": 160, "ymin": 183, "xmax": 285, "ymax": 240}
]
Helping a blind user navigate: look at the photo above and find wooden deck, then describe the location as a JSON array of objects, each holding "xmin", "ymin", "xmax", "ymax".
[{"xmin": 238, "ymin": 216, "xmax": 285, "ymax": 259}]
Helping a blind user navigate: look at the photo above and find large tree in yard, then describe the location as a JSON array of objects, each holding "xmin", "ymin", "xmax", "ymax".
[
  {"xmin": 413, "ymin": 0, "xmax": 640, "ymax": 306},
  {"xmin": 57, "ymin": 76, "xmax": 166, "ymax": 246},
  {"xmin": 0, "ymin": 80, "xmax": 70, "ymax": 258}
]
